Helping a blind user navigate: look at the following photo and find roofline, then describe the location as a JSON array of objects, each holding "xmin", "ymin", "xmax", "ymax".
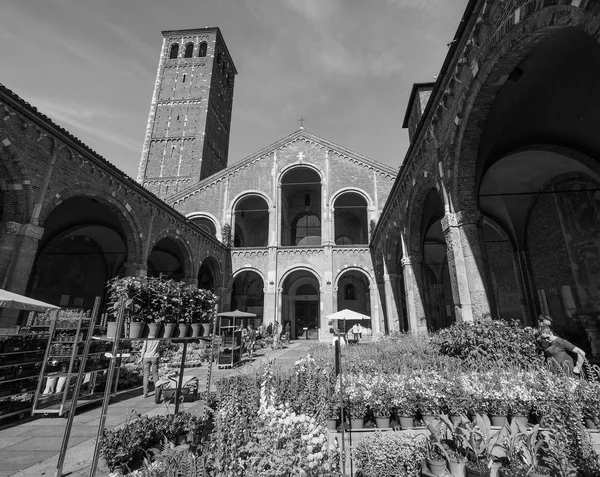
[
  {"xmin": 370, "ymin": 0, "xmax": 483, "ymax": 247},
  {"xmin": 401, "ymin": 82, "xmax": 436, "ymax": 129},
  {"xmin": 161, "ymin": 27, "xmax": 238, "ymax": 75},
  {"xmin": 168, "ymin": 128, "xmax": 398, "ymax": 203},
  {"xmin": 0, "ymin": 82, "xmax": 228, "ymax": 253}
]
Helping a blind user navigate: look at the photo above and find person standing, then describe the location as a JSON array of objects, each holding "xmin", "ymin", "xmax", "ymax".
[
  {"xmin": 351, "ymin": 323, "xmax": 360, "ymax": 344},
  {"xmin": 538, "ymin": 316, "xmax": 586, "ymax": 375},
  {"xmin": 272, "ymin": 321, "xmax": 281, "ymax": 350},
  {"xmin": 284, "ymin": 322, "xmax": 291, "ymax": 344},
  {"xmin": 247, "ymin": 324, "xmax": 256, "ymax": 358},
  {"xmin": 139, "ymin": 338, "xmax": 160, "ymax": 398}
]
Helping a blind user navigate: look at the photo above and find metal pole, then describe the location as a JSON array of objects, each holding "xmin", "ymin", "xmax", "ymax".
[
  {"xmin": 202, "ymin": 306, "xmax": 218, "ymax": 421},
  {"xmin": 88, "ymin": 297, "xmax": 126, "ymax": 477},
  {"xmin": 174, "ymin": 339, "xmax": 188, "ymax": 414},
  {"xmin": 55, "ymin": 297, "xmax": 101, "ymax": 477},
  {"xmin": 337, "ymin": 335, "xmax": 346, "ymax": 477}
]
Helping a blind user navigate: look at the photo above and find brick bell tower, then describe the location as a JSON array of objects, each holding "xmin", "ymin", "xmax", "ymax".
[{"xmin": 137, "ymin": 28, "xmax": 236, "ymax": 199}]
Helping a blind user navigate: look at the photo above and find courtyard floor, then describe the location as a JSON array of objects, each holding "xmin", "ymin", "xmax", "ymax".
[{"xmin": 0, "ymin": 340, "xmax": 315, "ymax": 477}]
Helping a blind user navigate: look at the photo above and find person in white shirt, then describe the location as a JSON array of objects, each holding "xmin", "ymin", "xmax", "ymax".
[{"xmin": 139, "ymin": 338, "xmax": 160, "ymax": 398}]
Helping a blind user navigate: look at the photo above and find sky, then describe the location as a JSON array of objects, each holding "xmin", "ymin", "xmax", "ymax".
[{"xmin": 1, "ymin": 0, "xmax": 469, "ymax": 180}]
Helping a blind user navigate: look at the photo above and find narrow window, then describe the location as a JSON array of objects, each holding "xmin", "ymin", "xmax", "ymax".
[
  {"xmin": 222, "ymin": 61, "xmax": 227, "ymax": 75},
  {"xmin": 169, "ymin": 44, "xmax": 179, "ymax": 59},
  {"xmin": 184, "ymin": 42, "xmax": 193, "ymax": 58},
  {"xmin": 216, "ymin": 52, "xmax": 222, "ymax": 64},
  {"xmin": 198, "ymin": 42, "xmax": 207, "ymax": 57},
  {"xmin": 345, "ymin": 284, "xmax": 356, "ymax": 300},
  {"xmin": 304, "ymin": 193, "xmax": 311, "ymax": 206},
  {"xmin": 182, "ymin": 73, "xmax": 186, "ymax": 83}
]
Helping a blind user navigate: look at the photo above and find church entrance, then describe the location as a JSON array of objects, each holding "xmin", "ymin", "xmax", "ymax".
[
  {"xmin": 281, "ymin": 270, "xmax": 320, "ymax": 340},
  {"xmin": 295, "ymin": 299, "xmax": 319, "ymax": 339}
]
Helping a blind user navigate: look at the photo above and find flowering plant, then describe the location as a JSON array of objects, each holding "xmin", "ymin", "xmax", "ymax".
[
  {"xmin": 507, "ymin": 372, "xmax": 536, "ymax": 416},
  {"xmin": 390, "ymin": 375, "xmax": 418, "ymax": 417},
  {"xmin": 576, "ymin": 381, "xmax": 600, "ymax": 425},
  {"xmin": 414, "ymin": 371, "xmax": 445, "ymax": 415},
  {"xmin": 343, "ymin": 374, "xmax": 369, "ymax": 418},
  {"xmin": 368, "ymin": 373, "xmax": 394, "ymax": 416}
]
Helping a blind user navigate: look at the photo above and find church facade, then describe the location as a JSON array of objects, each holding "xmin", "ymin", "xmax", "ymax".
[{"xmin": 1, "ymin": 1, "xmax": 599, "ymax": 352}]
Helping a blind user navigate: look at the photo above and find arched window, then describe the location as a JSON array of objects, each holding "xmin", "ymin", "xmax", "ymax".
[
  {"xmin": 344, "ymin": 284, "xmax": 356, "ymax": 300},
  {"xmin": 293, "ymin": 214, "xmax": 321, "ymax": 246},
  {"xmin": 169, "ymin": 44, "xmax": 179, "ymax": 59},
  {"xmin": 184, "ymin": 42, "xmax": 194, "ymax": 58},
  {"xmin": 198, "ymin": 42, "xmax": 207, "ymax": 57}
]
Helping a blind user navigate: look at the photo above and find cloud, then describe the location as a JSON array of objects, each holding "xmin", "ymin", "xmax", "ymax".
[
  {"xmin": 30, "ymin": 96, "xmax": 141, "ymax": 154},
  {"xmin": 386, "ymin": 0, "xmax": 442, "ymax": 13},
  {"xmin": 282, "ymin": 0, "xmax": 340, "ymax": 20}
]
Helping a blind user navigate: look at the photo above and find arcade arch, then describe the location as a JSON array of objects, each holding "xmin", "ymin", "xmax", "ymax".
[
  {"xmin": 233, "ymin": 195, "xmax": 269, "ymax": 247},
  {"xmin": 280, "ymin": 167, "xmax": 322, "ymax": 246},
  {"xmin": 230, "ymin": 270, "xmax": 264, "ymax": 321},
  {"xmin": 147, "ymin": 237, "xmax": 186, "ymax": 280},
  {"xmin": 281, "ymin": 269, "xmax": 320, "ymax": 339},
  {"xmin": 333, "ymin": 192, "xmax": 368, "ymax": 245}
]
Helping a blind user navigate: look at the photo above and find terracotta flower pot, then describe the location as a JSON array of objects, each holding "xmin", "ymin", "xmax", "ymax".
[
  {"xmin": 106, "ymin": 321, "xmax": 118, "ymax": 338},
  {"xmin": 449, "ymin": 458, "xmax": 466, "ymax": 477},
  {"xmin": 489, "ymin": 415, "xmax": 507, "ymax": 427},
  {"xmin": 177, "ymin": 323, "xmax": 188, "ymax": 337},
  {"xmin": 350, "ymin": 418, "xmax": 363, "ymax": 430},
  {"xmin": 162, "ymin": 323, "xmax": 176, "ymax": 338},
  {"xmin": 201, "ymin": 323, "xmax": 211, "ymax": 336},
  {"xmin": 398, "ymin": 416, "xmax": 414, "ymax": 429},
  {"xmin": 326, "ymin": 418, "xmax": 338, "ymax": 431},
  {"xmin": 191, "ymin": 323, "xmax": 202, "ymax": 337},
  {"xmin": 128, "ymin": 322, "xmax": 144, "ymax": 339},
  {"xmin": 375, "ymin": 416, "xmax": 390, "ymax": 428},
  {"xmin": 147, "ymin": 323, "xmax": 160, "ymax": 338},
  {"xmin": 428, "ymin": 457, "xmax": 447, "ymax": 476}
]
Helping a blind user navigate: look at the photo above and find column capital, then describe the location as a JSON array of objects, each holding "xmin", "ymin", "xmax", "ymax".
[
  {"xmin": 401, "ymin": 254, "xmax": 422, "ymax": 267},
  {"xmin": 1, "ymin": 221, "xmax": 44, "ymax": 239},
  {"xmin": 441, "ymin": 211, "xmax": 482, "ymax": 231}
]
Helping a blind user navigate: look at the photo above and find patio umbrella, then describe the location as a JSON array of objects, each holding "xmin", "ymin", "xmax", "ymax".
[
  {"xmin": 217, "ymin": 309, "xmax": 257, "ymax": 318},
  {"xmin": 0, "ymin": 288, "xmax": 59, "ymax": 312}
]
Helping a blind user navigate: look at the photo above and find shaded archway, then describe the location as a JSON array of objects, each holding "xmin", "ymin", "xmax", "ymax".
[
  {"xmin": 230, "ymin": 270, "xmax": 264, "ymax": 321},
  {"xmin": 198, "ymin": 256, "xmax": 221, "ymax": 292},
  {"xmin": 421, "ymin": 188, "xmax": 455, "ymax": 331},
  {"xmin": 28, "ymin": 196, "xmax": 127, "ymax": 311},
  {"xmin": 233, "ymin": 195, "xmax": 269, "ymax": 247},
  {"xmin": 336, "ymin": 270, "xmax": 371, "ymax": 333},
  {"xmin": 280, "ymin": 167, "xmax": 322, "ymax": 246},
  {"xmin": 281, "ymin": 269, "xmax": 320, "ymax": 339},
  {"xmin": 189, "ymin": 216, "xmax": 217, "ymax": 238},
  {"xmin": 333, "ymin": 192, "xmax": 368, "ymax": 245},
  {"xmin": 147, "ymin": 237, "xmax": 185, "ymax": 280}
]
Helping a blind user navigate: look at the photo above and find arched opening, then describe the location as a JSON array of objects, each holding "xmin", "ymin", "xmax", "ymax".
[
  {"xmin": 190, "ymin": 216, "xmax": 216, "ymax": 237},
  {"xmin": 230, "ymin": 271, "xmax": 264, "ymax": 322},
  {"xmin": 334, "ymin": 192, "xmax": 368, "ymax": 245},
  {"xmin": 336, "ymin": 271, "xmax": 371, "ymax": 332},
  {"xmin": 198, "ymin": 42, "xmax": 207, "ymax": 57},
  {"xmin": 421, "ymin": 189, "xmax": 455, "ymax": 331},
  {"xmin": 27, "ymin": 196, "xmax": 127, "ymax": 311},
  {"xmin": 280, "ymin": 167, "xmax": 321, "ymax": 246},
  {"xmin": 147, "ymin": 237, "xmax": 185, "ymax": 280},
  {"xmin": 198, "ymin": 256, "xmax": 220, "ymax": 292},
  {"xmin": 184, "ymin": 42, "xmax": 194, "ymax": 58},
  {"xmin": 281, "ymin": 270, "xmax": 320, "ymax": 339},
  {"xmin": 233, "ymin": 195, "xmax": 269, "ymax": 247},
  {"xmin": 169, "ymin": 43, "xmax": 179, "ymax": 59},
  {"xmin": 474, "ymin": 28, "xmax": 600, "ymax": 332}
]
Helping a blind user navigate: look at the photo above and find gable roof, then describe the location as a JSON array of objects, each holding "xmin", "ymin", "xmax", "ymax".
[{"xmin": 168, "ymin": 128, "xmax": 398, "ymax": 203}]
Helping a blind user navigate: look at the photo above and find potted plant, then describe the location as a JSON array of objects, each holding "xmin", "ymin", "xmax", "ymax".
[
  {"xmin": 577, "ymin": 381, "xmax": 600, "ymax": 429},
  {"xmin": 392, "ymin": 376, "xmax": 418, "ymax": 429},
  {"xmin": 425, "ymin": 419, "xmax": 451, "ymax": 476},
  {"xmin": 437, "ymin": 414, "xmax": 469, "ymax": 475},
  {"xmin": 415, "ymin": 371, "xmax": 445, "ymax": 424},
  {"xmin": 369, "ymin": 374, "xmax": 393, "ymax": 428},
  {"xmin": 455, "ymin": 414, "xmax": 503, "ymax": 477}
]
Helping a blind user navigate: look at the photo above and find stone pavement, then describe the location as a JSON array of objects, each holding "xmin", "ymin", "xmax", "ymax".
[{"xmin": 0, "ymin": 340, "xmax": 315, "ymax": 477}]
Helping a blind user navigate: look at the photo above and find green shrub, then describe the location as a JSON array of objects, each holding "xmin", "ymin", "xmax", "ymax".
[
  {"xmin": 353, "ymin": 431, "xmax": 425, "ymax": 477},
  {"xmin": 431, "ymin": 319, "xmax": 544, "ymax": 370}
]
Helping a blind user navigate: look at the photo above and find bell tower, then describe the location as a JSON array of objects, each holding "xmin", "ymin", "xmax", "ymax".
[{"xmin": 137, "ymin": 28, "xmax": 236, "ymax": 199}]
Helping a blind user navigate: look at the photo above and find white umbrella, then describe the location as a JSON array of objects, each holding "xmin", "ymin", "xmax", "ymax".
[{"xmin": 0, "ymin": 288, "xmax": 59, "ymax": 312}]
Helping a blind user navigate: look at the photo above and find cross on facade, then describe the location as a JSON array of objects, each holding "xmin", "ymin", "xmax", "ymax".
[
  {"xmin": 297, "ymin": 152, "xmax": 304, "ymax": 161},
  {"xmin": 298, "ymin": 116, "xmax": 305, "ymax": 129}
]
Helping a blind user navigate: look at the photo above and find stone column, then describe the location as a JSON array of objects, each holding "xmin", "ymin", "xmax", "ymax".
[
  {"xmin": 513, "ymin": 249, "xmax": 538, "ymax": 326},
  {"xmin": 383, "ymin": 269, "xmax": 400, "ymax": 332},
  {"xmin": 401, "ymin": 255, "xmax": 427, "ymax": 333},
  {"xmin": 119, "ymin": 260, "xmax": 147, "ymax": 278},
  {"xmin": 369, "ymin": 284, "xmax": 381, "ymax": 335},
  {"xmin": 0, "ymin": 221, "xmax": 44, "ymax": 294},
  {"xmin": 441, "ymin": 211, "xmax": 492, "ymax": 322}
]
